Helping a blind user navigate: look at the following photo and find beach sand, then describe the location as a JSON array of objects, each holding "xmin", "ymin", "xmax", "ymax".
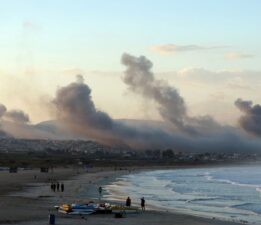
[{"xmin": 0, "ymin": 167, "xmax": 243, "ymax": 225}]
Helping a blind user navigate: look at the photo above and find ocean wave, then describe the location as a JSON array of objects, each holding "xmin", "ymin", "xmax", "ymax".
[
  {"xmin": 104, "ymin": 167, "xmax": 261, "ymax": 224},
  {"xmin": 186, "ymin": 197, "xmax": 221, "ymax": 203},
  {"xmin": 204, "ymin": 173, "xmax": 261, "ymax": 193},
  {"xmin": 232, "ymin": 203, "xmax": 253, "ymax": 208},
  {"xmin": 231, "ymin": 203, "xmax": 261, "ymax": 215},
  {"xmin": 256, "ymin": 187, "xmax": 261, "ymax": 196}
]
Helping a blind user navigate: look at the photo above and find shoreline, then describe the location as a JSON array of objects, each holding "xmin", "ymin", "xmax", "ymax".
[
  {"xmin": 102, "ymin": 168, "xmax": 250, "ymax": 225},
  {"xmin": 0, "ymin": 166, "xmax": 244, "ymax": 225}
]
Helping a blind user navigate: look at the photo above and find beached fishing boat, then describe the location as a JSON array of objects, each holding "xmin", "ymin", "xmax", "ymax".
[
  {"xmin": 57, "ymin": 203, "xmax": 97, "ymax": 215},
  {"xmin": 55, "ymin": 203, "xmax": 139, "ymax": 216},
  {"xmin": 56, "ymin": 202, "xmax": 112, "ymax": 215}
]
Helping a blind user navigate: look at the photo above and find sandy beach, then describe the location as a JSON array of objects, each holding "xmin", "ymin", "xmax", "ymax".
[{"xmin": 0, "ymin": 167, "xmax": 243, "ymax": 225}]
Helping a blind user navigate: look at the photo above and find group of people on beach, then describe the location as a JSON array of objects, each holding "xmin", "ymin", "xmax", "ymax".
[
  {"xmin": 97, "ymin": 186, "xmax": 146, "ymax": 211},
  {"xmin": 126, "ymin": 196, "xmax": 146, "ymax": 211},
  {"xmin": 50, "ymin": 182, "xmax": 64, "ymax": 192}
]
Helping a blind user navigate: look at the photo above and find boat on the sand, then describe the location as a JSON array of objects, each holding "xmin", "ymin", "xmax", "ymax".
[
  {"xmin": 55, "ymin": 202, "xmax": 139, "ymax": 216},
  {"xmin": 55, "ymin": 203, "xmax": 112, "ymax": 215}
]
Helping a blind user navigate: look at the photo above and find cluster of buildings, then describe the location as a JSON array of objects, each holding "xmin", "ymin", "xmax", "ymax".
[
  {"xmin": 0, "ymin": 138, "xmax": 259, "ymax": 165},
  {"xmin": 0, "ymin": 138, "xmax": 108, "ymax": 153}
]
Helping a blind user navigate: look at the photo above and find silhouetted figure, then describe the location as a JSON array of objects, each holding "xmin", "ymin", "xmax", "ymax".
[
  {"xmin": 57, "ymin": 182, "xmax": 60, "ymax": 191},
  {"xmin": 126, "ymin": 196, "xmax": 131, "ymax": 207},
  {"xmin": 141, "ymin": 197, "xmax": 145, "ymax": 211},
  {"xmin": 61, "ymin": 183, "xmax": 64, "ymax": 192},
  {"xmin": 98, "ymin": 186, "xmax": 102, "ymax": 199},
  {"xmin": 53, "ymin": 183, "xmax": 56, "ymax": 192}
]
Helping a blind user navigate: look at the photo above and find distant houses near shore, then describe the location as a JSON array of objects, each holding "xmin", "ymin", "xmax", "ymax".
[{"xmin": 0, "ymin": 138, "xmax": 259, "ymax": 166}]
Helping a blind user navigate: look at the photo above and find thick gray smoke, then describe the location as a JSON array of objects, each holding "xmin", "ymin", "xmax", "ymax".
[
  {"xmin": 0, "ymin": 104, "xmax": 7, "ymax": 118},
  {"xmin": 121, "ymin": 54, "xmax": 186, "ymax": 128},
  {"xmin": 51, "ymin": 72, "xmax": 261, "ymax": 153},
  {"xmin": 235, "ymin": 98, "xmax": 261, "ymax": 136},
  {"xmin": 121, "ymin": 53, "xmax": 218, "ymax": 135},
  {"xmin": 53, "ymin": 75, "xmax": 171, "ymax": 147},
  {"xmin": 4, "ymin": 110, "xmax": 30, "ymax": 124},
  {"xmin": 0, "ymin": 104, "xmax": 30, "ymax": 138},
  {"xmin": 0, "ymin": 103, "xmax": 30, "ymax": 123},
  {"xmin": 54, "ymin": 75, "xmax": 113, "ymax": 130}
]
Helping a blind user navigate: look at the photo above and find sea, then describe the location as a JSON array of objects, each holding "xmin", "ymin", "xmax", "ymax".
[{"xmin": 104, "ymin": 165, "xmax": 261, "ymax": 224}]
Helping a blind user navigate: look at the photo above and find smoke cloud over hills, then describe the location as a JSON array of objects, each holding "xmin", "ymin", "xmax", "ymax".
[
  {"xmin": 0, "ymin": 104, "xmax": 30, "ymax": 124},
  {"xmin": 235, "ymin": 98, "xmax": 261, "ymax": 137},
  {"xmin": 121, "ymin": 54, "xmax": 188, "ymax": 132},
  {"xmin": 121, "ymin": 53, "xmax": 220, "ymax": 135},
  {"xmin": 0, "ymin": 104, "xmax": 30, "ymax": 138},
  {"xmin": 1, "ymin": 53, "xmax": 261, "ymax": 153},
  {"xmin": 53, "ymin": 75, "xmax": 178, "ymax": 148},
  {"xmin": 0, "ymin": 104, "xmax": 7, "ymax": 118},
  {"xmin": 50, "ymin": 54, "xmax": 261, "ymax": 152},
  {"xmin": 4, "ymin": 110, "xmax": 30, "ymax": 124},
  {"xmin": 54, "ymin": 75, "xmax": 113, "ymax": 130}
]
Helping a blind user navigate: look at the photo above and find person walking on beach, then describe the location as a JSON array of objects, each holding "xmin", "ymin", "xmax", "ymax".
[
  {"xmin": 98, "ymin": 186, "xmax": 102, "ymax": 200},
  {"xmin": 61, "ymin": 183, "xmax": 64, "ymax": 192},
  {"xmin": 126, "ymin": 196, "xmax": 131, "ymax": 207},
  {"xmin": 141, "ymin": 197, "xmax": 145, "ymax": 211},
  {"xmin": 57, "ymin": 182, "xmax": 60, "ymax": 191}
]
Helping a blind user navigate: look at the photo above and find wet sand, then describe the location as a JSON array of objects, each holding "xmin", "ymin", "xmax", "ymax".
[
  {"xmin": 0, "ymin": 168, "xmax": 79, "ymax": 223},
  {"xmin": 0, "ymin": 167, "xmax": 243, "ymax": 225}
]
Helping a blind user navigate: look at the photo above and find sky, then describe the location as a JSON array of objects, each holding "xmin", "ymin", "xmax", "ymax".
[{"xmin": 0, "ymin": 0, "xmax": 260, "ymax": 125}]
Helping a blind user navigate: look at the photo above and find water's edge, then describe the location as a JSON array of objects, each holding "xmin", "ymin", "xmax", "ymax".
[{"xmin": 104, "ymin": 166, "xmax": 261, "ymax": 225}]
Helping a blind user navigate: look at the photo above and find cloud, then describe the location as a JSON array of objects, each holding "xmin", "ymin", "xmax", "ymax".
[
  {"xmin": 225, "ymin": 52, "xmax": 255, "ymax": 60},
  {"xmin": 150, "ymin": 44, "xmax": 226, "ymax": 55},
  {"xmin": 23, "ymin": 21, "xmax": 42, "ymax": 32},
  {"xmin": 62, "ymin": 67, "xmax": 85, "ymax": 76},
  {"xmin": 226, "ymin": 77, "xmax": 251, "ymax": 90},
  {"xmin": 176, "ymin": 68, "xmax": 261, "ymax": 88},
  {"xmin": 235, "ymin": 98, "xmax": 261, "ymax": 136}
]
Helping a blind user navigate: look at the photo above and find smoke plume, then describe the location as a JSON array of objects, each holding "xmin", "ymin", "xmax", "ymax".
[
  {"xmin": 0, "ymin": 103, "xmax": 30, "ymax": 124},
  {"xmin": 0, "ymin": 104, "xmax": 31, "ymax": 138},
  {"xmin": 53, "ymin": 75, "xmax": 173, "ymax": 147},
  {"xmin": 235, "ymin": 98, "xmax": 261, "ymax": 136},
  {"xmin": 0, "ymin": 104, "xmax": 7, "ymax": 118},
  {"xmin": 50, "ymin": 69, "xmax": 261, "ymax": 152},
  {"xmin": 121, "ymin": 53, "xmax": 218, "ymax": 135},
  {"xmin": 4, "ymin": 110, "xmax": 30, "ymax": 124},
  {"xmin": 54, "ymin": 75, "xmax": 112, "ymax": 130}
]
